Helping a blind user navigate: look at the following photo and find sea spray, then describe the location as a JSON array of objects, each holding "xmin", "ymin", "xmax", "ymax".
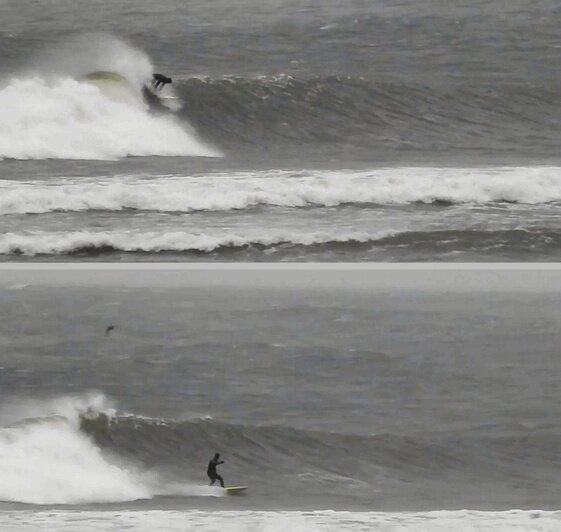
[
  {"xmin": 27, "ymin": 33, "xmax": 155, "ymax": 90},
  {"xmin": 0, "ymin": 34, "xmax": 220, "ymax": 160},
  {"xmin": 0, "ymin": 77, "xmax": 219, "ymax": 160},
  {"xmin": 0, "ymin": 393, "xmax": 223, "ymax": 504},
  {"xmin": 0, "ymin": 393, "xmax": 149, "ymax": 504}
]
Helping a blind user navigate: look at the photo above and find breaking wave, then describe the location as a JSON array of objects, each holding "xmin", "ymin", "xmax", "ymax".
[
  {"xmin": 0, "ymin": 393, "xmax": 223, "ymax": 505},
  {"xmin": 2, "ymin": 167, "xmax": 561, "ymax": 215},
  {"xmin": 2, "ymin": 392, "xmax": 561, "ymax": 507},
  {"xmin": 0, "ymin": 230, "xmax": 377, "ymax": 257},
  {"xmin": 1, "ymin": 227, "xmax": 560, "ymax": 260},
  {"xmin": 0, "ymin": 34, "xmax": 219, "ymax": 161}
]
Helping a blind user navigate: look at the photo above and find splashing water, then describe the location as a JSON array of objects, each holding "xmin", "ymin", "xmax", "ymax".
[{"xmin": 0, "ymin": 34, "xmax": 220, "ymax": 160}]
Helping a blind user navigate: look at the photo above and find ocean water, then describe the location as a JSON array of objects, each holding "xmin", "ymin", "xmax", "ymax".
[
  {"xmin": 2, "ymin": 270, "xmax": 561, "ymax": 530},
  {"xmin": 2, "ymin": 1, "xmax": 561, "ymax": 261}
]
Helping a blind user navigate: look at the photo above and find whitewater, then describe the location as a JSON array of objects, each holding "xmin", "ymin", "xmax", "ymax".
[
  {"xmin": 0, "ymin": 393, "xmax": 225, "ymax": 505},
  {"xmin": 0, "ymin": 34, "xmax": 218, "ymax": 161},
  {"xmin": 2, "ymin": 509, "xmax": 561, "ymax": 531},
  {"xmin": 3, "ymin": 166, "xmax": 561, "ymax": 260}
]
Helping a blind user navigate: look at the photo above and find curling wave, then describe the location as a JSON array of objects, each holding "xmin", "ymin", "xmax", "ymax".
[{"xmin": 0, "ymin": 34, "xmax": 219, "ymax": 161}]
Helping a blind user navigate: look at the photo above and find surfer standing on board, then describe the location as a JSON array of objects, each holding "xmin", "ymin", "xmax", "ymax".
[{"xmin": 207, "ymin": 452, "xmax": 225, "ymax": 487}]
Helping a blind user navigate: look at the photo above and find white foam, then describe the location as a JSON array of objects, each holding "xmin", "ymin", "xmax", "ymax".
[
  {"xmin": 0, "ymin": 417, "xmax": 148, "ymax": 504},
  {"xmin": 0, "ymin": 229, "xmax": 378, "ymax": 256},
  {"xmin": 0, "ymin": 33, "xmax": 212, "ymax": 160},
  {"xmin": 0, "ymin": 392, "xmax": 115, "ymax": 428},
  {"xmin": 0, "ymin": 166, "xmax": 559, "ymax": 215},
  {"xmin": 0, "ymin": 393, "xmax": 222, "ymax": 505},
  {"xmin": 0, "ymin": 76, "xmax": 219, "ymax": 160},
  {"xmin": 0, "ymin": 509, "xmax": 560, "ymax": 531}
]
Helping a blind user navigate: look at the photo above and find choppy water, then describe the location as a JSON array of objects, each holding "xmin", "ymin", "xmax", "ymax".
[{"xmin": 2, "ymin": 1, "xmax": 561, "ymax": 260}]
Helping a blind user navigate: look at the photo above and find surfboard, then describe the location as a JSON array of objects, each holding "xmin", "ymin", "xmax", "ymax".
[
  {"xmin": 225, "ymin": 486, "xmax": 248, "ymax": 495},
  {"xmin": 80, "ymin": 71, "xmax": 138, "ymax": 103}
]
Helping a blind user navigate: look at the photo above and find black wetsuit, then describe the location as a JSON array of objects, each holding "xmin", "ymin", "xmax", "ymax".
[
  {"xmin": 207, "ymin": 457, "xmax": 225, "ymax": 487},
  {"xmin": 152, "ymin": 73, "xmax": 172, "ymax": 90}
]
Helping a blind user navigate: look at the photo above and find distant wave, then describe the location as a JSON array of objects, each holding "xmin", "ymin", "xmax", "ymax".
[
  {"xmin": 2, "ymin": 167, "xmax": 561, "ymax": 215},
  {"xmin": 0, "ymin": 230, "xmax": 377, "ymax": 256},
  {"xmin": 1, "ymin": 227, "xmax": 559, "ymax": 259}
]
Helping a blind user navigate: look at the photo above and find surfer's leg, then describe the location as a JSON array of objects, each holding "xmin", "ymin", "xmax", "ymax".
[{"xmin": 216, "ymin": 474, "xmax": 225, "ymax": 488}]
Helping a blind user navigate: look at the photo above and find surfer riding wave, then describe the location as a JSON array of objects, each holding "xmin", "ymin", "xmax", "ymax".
[
  {"xmin": 207, "ymin": 452, "xmax": 225, "ymax": 488},
  {"xmin": 152, "ymin": 73, "xmax": 172, "ymax": 90}
]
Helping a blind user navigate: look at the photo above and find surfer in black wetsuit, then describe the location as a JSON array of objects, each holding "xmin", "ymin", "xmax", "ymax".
[
  {"xmin": 152, "ymin": 73, "xmax": 172, "ymax": 90},
  {"xmin": 207, "ymin": 452, "xmax": 225, "ymax": 487}
]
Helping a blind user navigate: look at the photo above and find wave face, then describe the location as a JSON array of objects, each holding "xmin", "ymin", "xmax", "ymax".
[{"xmin": 177, "ymin": 77, "xmax": 561, "ymax": 155}]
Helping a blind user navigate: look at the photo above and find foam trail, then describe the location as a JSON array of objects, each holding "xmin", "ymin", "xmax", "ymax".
[
  {"xmin": 157, "ymin": 482, "xmax": 226, "ymax": 498},
  {"xmin": 28, "ymin": 33, "xmax": 154, "ymax": 90}
]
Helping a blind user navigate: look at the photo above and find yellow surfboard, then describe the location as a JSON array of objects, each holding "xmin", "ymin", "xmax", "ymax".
[{"xmin": 225, "ymin": 486, "xmax": 248, "ymax": 495}]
